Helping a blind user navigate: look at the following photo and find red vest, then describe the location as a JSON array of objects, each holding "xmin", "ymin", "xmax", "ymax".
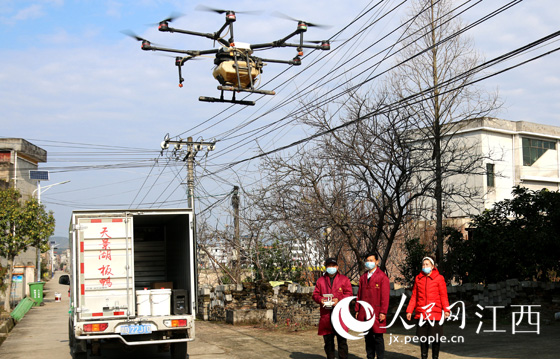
[
  {"xmin": 355, "ymin": 269, "xmax": 390, "ymax": 333},
  {"xmin": 312, "ymin": 273, "xmax": 353, "ymax": 335}
]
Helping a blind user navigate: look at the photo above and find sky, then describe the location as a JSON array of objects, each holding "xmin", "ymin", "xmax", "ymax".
[{"xmin": 1, "ymin": 0, "xmax": 559, "ymax": 239}]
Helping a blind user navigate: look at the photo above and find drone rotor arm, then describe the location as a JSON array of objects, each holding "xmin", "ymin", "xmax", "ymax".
[
  {"xmin": 250, "ymin": 30, "xmax": 300, "ymax": 51},
  {"xmin": 163, "ymin": 27, "xmax": 229, "ymax": 47},
  {"xmin": 145, "ymin": 45, "xmax": 194, "ymax": 55},
  {"xmin": 215, "ymin": 22, "xmax": 230, "ymax": 41},
  {"xmin": 283, "ymin": 42, "xmax": 330, "ymax": 50},
  {"xmin": 142, "ymin": 45, "xmax": 218, "ymax": 56},
  {"xmin": 250, "ymin": 42, "xmax": 284, "ymax": 50},
  {"xmin": 278, "ymin": 30, "xmax": 301, "ymax": 45},
  {"xmin": 260, "ymin": 57, "xmax": 300, "ymax": 66},
  {"xmin": 196, "ymin": 48, "xmax": 221, "ymax": 56}
]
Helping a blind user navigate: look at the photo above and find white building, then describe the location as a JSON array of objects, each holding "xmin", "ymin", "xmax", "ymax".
[
  {"xmin": 290, "ymin": 239, "xmax": 323, "ymax": 268},
  {"xmin": 198, "ymin": 240, "xmax": 229, "ymax": 268},
  {"xmin": 415, "ymin": 118, "xmax": 560, "ymax": 228}
]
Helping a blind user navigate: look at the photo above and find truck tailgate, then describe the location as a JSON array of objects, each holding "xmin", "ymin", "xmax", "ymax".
[{"xmin": 76, "ymin": 216, "xmax": 134, "ymax": 319}]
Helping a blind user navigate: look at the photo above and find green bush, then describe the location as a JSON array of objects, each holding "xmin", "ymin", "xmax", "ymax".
[
  {"xmin": 440, "ymin": 227, "xmax": 472, "ymax": 284},
  {"xmin": 468, "ymin": 186, "xmax": 560, "ymax": 283},
  {"xmin": 253, "ymin": 240, "xmax": 304, "ymax": 283},
  {"xmin": 397, "ymin": 237, "xmax": 430, "ymax": 287}
]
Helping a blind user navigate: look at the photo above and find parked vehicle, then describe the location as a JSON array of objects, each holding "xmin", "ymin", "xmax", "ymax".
[{"xmin": 59, "ymin": 208, "xmax": 196, "ymax": 358}]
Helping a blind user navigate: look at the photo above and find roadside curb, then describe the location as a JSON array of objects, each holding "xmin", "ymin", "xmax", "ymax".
[{"xmin": 0, "ymin": 314, "xmax": 16, "ymax": 345}]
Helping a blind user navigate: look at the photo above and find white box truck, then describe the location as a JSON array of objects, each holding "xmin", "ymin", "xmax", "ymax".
[{"xmin": 59, "ymin": 208, "xmax": 197, "ymax": 358}]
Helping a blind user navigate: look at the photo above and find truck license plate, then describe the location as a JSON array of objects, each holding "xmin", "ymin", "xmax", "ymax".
[{"xmin": 120, "ymin": 324, "xmax": 152, "ymax": 335}]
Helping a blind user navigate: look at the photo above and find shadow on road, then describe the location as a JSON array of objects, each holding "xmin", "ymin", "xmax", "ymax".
[
  {"xmin": 289, "ymin": 352, "xmax": 362, "ymax": 359},
  {"xmin": 385, "ymin": 351, "xmax": 420, "ymax": 359},
  {"xmin": 289, "ymin": 351, "xmax": 420, "ymax": 359}
]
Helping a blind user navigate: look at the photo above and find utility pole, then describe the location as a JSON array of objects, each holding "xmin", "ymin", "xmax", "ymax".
[
  {"xmin": 231, "ymin": 186, "xmax": 240, "ymax": 282},
  {"xmin": 160, "ymin": 135, "xmax": 216, "ymax": 308},
  {"xmin": 160, "ymin": 135, "xmax": 216, "ymax": 211},
  {"xmin": 186, "ymin": 137, "xmax": 195, "ymax": 211}
]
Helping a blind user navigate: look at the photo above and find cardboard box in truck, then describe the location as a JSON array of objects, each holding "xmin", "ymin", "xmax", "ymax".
[{"xmin": 59, "ymin": 208, "xmax": 196, "ymax": 359}]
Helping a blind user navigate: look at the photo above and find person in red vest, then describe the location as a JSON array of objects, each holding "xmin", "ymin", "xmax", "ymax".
[
  {"xmin": 406, "ymin": 256, "xmax": 450, "ymax": 359},
  {"xmin": 312, "ymin": 257, "xmax": 353, "ymax": 359},
  {"xmin": 355, "ymin": 253, "xmax": 390, "ymax": 359}
]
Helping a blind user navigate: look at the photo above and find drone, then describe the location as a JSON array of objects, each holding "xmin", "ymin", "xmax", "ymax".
[{"xmin": 126, "ymin": 6, "xmax": 332, "ymax": 106}]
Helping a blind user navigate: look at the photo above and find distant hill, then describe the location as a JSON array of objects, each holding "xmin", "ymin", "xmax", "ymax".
[{"xmin": 50, "ymin": 235, "xmax": 69, "ymax": 254}]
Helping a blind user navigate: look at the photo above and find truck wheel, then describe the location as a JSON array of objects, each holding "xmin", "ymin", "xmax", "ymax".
[
  {"xmin": 73, "ymin": 351, "xmax": 87, "ymax": 359},
  {"xmin": 68, "ymin": 319, "xmax": 74, "ymax": 348},
  {"xmin": 91, "ymin": 340, "xmax": 101, "ymax": 356},
  {"xmin": 72, "ymin": 338, "xmax": 87, "ymax": 359},
  {"xmin": 170, "ymin": 342, "xmax": 188, "ymax": 359},
  {"xmin": 69, "ymin": 319, "xmax": 87, "ymax": 358}
]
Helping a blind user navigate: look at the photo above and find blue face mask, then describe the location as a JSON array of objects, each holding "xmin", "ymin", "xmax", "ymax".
[
  {"xmin": 422, "ymin": 267, "xmax": 432, "ymax": 274},
  {"xmin": 326, "ymin": 267, "xmax": 337, "ymax": 275},
  {"xmin": 365, "ymin": 262, "xmax": 376, "ymax": 270}
]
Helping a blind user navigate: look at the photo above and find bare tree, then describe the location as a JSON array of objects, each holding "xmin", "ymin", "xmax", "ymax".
[
  {"xmin": 391, "ymin": 0, "xmax": 501, "ymax": 265},
  {"xmin": 255, "ymin": 87, "xmax": 434, "ymax": 280},
  {"xmin": 255, "ymin": 147, "xmax": 360, "ymax": 278}
]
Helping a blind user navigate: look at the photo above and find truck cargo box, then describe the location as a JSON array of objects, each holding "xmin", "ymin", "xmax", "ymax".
[{"xmin": 63, "ymin": 208, "xmax": 196, "ymax": 358}]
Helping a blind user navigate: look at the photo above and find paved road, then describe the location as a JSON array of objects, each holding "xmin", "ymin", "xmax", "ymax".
[
  {"xmin": 1, "ymin": 272, "xmax": 558, "ymax": 359},
  {"xmin": 0, "ymin": 271, "xmax": 71, "ymax": 359},
  {"xmin": 0, "ymin": 272, "xmax": 229, "ymax": 359}
]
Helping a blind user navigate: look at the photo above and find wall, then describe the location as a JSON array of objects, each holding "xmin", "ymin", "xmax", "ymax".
[
  {"xmin": 198, "ymin": 282, "xmax": 320, "ymax": 325},
  {"xmin": 481, "ymin": 130, "xmax": 515, "ymax": 208},
  {"xmin": 197, "ymin": 280, "xmax": 560, "ymax": 326}
]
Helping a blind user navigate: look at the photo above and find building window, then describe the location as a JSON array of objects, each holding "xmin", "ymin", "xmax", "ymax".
[
  {"xmin": 522, "ymin": 138, "xmax": 556, "ymax": 166},
  {"xmin": 486, "ymin": 163, "xmax": 495, "ymax": 188}
]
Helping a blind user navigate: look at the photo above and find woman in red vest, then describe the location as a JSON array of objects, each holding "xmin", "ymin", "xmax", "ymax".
[
  {"xmin": 406, "ymin": 256, "xmax": 450, "ymax": 359},
  {"xmin": 355, "ymin": 253, "xmax": 390, "ymax": 359}
]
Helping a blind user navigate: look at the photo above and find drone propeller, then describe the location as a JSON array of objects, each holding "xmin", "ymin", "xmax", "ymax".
[
  {"xmin": 160, "ymin": 11, "xmax": 184, "ymax": 23},
  {"xmin": 121, "ymin": 30, "xmax": 166, "ymax": 50},
  {"xmin": 146, "ymin": 12, "xmax": 184, "ymax": 26},
  {"xmin": 271, "ymin": 11, "xmax": 331, "ymax": 29},
  {"xmin": 153, "ymin": 53, "xmax": 204, "ymax": 62},
  {"xmin": 195, "ymin": 5, "xmax": 262, "ymax": 15},
  {"xmin": 121, "ymin": 30, "xmax": 149, "ymax": 42}
]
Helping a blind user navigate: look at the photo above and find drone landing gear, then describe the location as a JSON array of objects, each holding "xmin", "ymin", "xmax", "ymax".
[
  {"xmin": 217, "ymin": 86, "xmax": 275, "ymax": 96},
  {"xmin": 199, "ymin": 90, "xmax": 255, "ymax": 106}
]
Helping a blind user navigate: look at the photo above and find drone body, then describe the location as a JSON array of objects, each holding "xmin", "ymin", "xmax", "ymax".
[
  {"xmin": 212, "ymin": 43, "xmax": 261, "ymax": 89},
  {"xmin": 127, "ymin": 7, "xmax": 331, "ymax": 106}
]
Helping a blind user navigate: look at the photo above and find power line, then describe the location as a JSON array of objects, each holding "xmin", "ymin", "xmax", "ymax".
[{"xmin": 200, "ymin": 30, "xmax": 560, "ymax": 178}]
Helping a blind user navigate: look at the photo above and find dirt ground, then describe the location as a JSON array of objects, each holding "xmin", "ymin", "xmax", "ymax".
[{"xmin": 191, "ymin": 317, "xmax": 559, "ymax": 359}]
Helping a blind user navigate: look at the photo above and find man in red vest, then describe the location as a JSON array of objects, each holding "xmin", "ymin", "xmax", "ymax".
[
  {"xmin": 312, "ymin": 257, "xmax": 353, "ymax": 359},
  {"xmin": 355, "ymin": 253, "xmax": 390, "ymax": 359}
]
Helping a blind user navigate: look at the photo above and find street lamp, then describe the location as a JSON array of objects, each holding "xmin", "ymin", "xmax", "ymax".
[
  {"xmin": 30, "ymin": 170, "xmax": 70, "ymax": 281},
  {"xmin": 32, "ymin": 180, "xmax": 71, "ymax": 202}
]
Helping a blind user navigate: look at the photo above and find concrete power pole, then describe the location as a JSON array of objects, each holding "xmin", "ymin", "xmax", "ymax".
[
  {"xmin": 186, "ymin": 137, "xmax": 195, "ymax": 211},
  {"xmin": 160, "ymin": 136, "xmax": 216, "ymax": 211},
  {"xmin": 231, "ymin": 186, "xmax": 240, "ymax": 282}
]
